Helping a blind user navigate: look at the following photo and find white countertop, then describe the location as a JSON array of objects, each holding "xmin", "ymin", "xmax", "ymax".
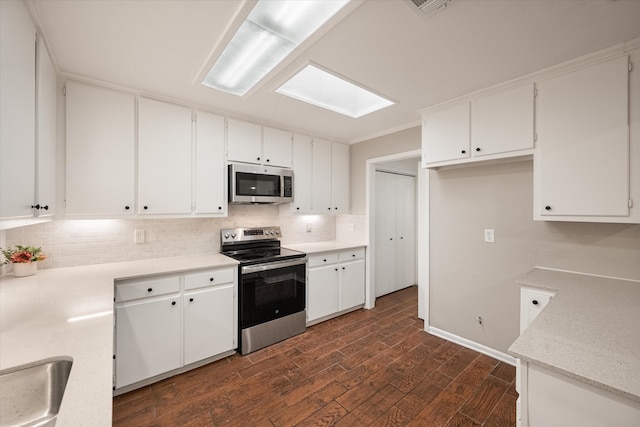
[
  {"xmin": 284, "ymin": 240, "xmax": 366, "ymax": 254},
  {"xmin": 508, "ymin": 268, "xmax": 640, "ymax": 403},
  {"xmin": 0, "ymin": 254, "xmax": 238, "ymax": 427}
]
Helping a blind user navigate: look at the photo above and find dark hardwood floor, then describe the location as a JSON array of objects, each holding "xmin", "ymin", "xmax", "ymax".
[{"xmin": 113, "ymin": 286, "xmax": 517, "ymax": 426}]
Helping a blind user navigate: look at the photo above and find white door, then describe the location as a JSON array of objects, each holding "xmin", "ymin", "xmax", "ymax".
[
  {"xmin": 65, "ymin": 82, "xmax": 135, "ymax": 215},
  {"xmin": 115, "ymin": 296, "xmax": 182, "ymax": 388},
  {"xmin": 375, "ymin": 171, "xmax": 397, "ymax": 297},
  {"xmin": 195, "ymin": 111, "xmax": 226, "ymax": 215},
  {"xmin": 331, "ymin": 142, "xmax": 350, "ymax": 213},
  {"xmin": 312, "ymin": 138, "xmax": 332, "ymax": 213},
  {"xmin": 227, "ymin": 118, "xmax": 262, "ymax": 164},
  {"xmin": 0, "ymin": 0, "xmax": 36, "ymax": 219},
  {"xmin": 292, "ymin": 134, "xmax": 313, "ymax": 212},
  {"xmin": 263, "ymin": 126, "xmax": 292, "ymax": 167},
  {"xmin": 183, "ymin": 284, "xmax": 234, "ymax": 365},
  {"xmin": 395, "ymin": 174, "xmax": 416, "ymax": 289},
  {"xmin": 138, "ymin": 98, "xmax": 192, "ymax": 214},
  {"xmin": 340, "ymin": 259, "xmax": 365, "ymax": 310},
  {"xmin": 307, "ymin": 265, "xmax": 340, "ymax": 322}
]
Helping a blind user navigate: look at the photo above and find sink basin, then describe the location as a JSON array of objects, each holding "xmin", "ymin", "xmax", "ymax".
[{"xmin": 0, "ymin": 356, "xmax": 73, "ymax": 427}]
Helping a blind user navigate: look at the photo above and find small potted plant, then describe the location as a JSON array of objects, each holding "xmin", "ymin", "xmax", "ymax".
[{"xmin": 1, "ymin": 245, "xmax": 47, "ymax": 277}]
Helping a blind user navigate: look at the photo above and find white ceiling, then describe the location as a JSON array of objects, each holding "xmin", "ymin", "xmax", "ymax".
[{"xmin": 30, "ymin": 0, "xmax": 640, "ymax": 144}]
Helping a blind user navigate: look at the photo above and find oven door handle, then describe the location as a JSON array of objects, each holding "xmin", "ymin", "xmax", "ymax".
[{"xmin": 241, "ymin": 257, "xmax": 307, "ymax": 274}]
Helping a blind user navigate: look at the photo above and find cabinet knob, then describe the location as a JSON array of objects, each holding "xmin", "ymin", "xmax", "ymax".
[
  {"xmin": 400, "ymin": 236, "xmax": 404, "ymax": 240},
  {"xmin": 532, "ymin": 300, "xmax": 539, "ymax": 305},
  {"xmin": 257, "ymin": 157, "xmax": 261, "ymax": 161},
  {"xmin": 41, "ymin": 205, "xmax": 49, "ymax": 210},
  {"xmin": 125, "ymin": 205, "xmax": 130, "ymax": 210},
  {"xmin": 323, "ymin": 259, "xmax": 327, "ymax": 262},
  {"xmin": 144, "ymin": 205, "xmax": 149, "ymax": 210},
  {"xmin": 327, "ymin": 207, "xmax": 331, "ymax": 210},
  {"xmin": 334, "ymin": 207, "xmax": 338, "ymax": 210},
  {"xmin": 171, "ymin": 301, "xmax": 176, "ymax": 306},
  {"xmin": 218, "ymin": 206, "xmax": 222, "ymax": 210},
  {"xmin": 352, "ymin": 254, "xmax": 356, "ymax": 257},
  {"xmin": 189, "ymin": 298, "xmax": 194, "ymax": 302},
  {"xmin": 461, "ymin": 150, "xmax": 466, "ymax": 154},
  {"xmin": 335, "ymin": 268, "xmax": 339, "ymax": 271},
  {"xmin": 342, "ymin": 267, "xmax": 346, "ymax": 270},
  {"xmin": 31, "ymin": 204, "xmax": 40, "ymax": 209},
  {"xmin": 147, "ymin": 288, "xmax": 153, "ymax": 293},
  {"xmin": 390, "ymin": 238, "xmax": 393, "ymax": 241},
  {"xmin": 209, "ymin": 277, "xmax": 214, "ymax": 282},
  {"xmin": 475, "ymin": 147, "xmax": 481, "ymax": 152},
  {"xmin": 266, "ymin": 159, "xmax": 270, "ymax": 163},
  {"xmin": 296, "ymin": 207, "xmax": 300, "ymax": 210},
  {"xmin": 545, "ymin": 206, "xmax": 551, "ymax": 211}
]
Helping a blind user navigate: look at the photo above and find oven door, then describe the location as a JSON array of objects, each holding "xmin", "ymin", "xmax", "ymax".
[{"xmin": 239, "ymin": 258, "xmax": 306, "ymax": 329}]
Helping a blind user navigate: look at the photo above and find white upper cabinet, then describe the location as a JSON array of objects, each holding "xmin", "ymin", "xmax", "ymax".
[
  {"xmin": 292, "ymin": 134, "xmax": 313, "ymax": 213},
  {"xmin": 0, "ymin": 0, "xmax": 36, "ymax": 219},
  {"xmin": 422, "ymin": 103, "xmax": 470, "ymax": 165},
  {"xmin": 138, "ymin": 97, "xmax": 193, "ymax": 215},
  {"xmin": 195, "ymin": 111, "xmax": 226, "ymax": 215},
  {"xmin": 263, "ymin": 126, "xmax": 293, "ymax": 168},
  {"xmin": 226, "ymin": 118, "xmax": 262, "ymax": 165},
  {"xmin": 227, "ymin": 119, "xmax": 292, "ymax": 168},
  {"xmin": 471, "ymin": 83, "xmax": 535, "ymax": 156},
  {"xmin": 66, "ymin": 82, "xmax": 135, "ymax": 216},
  {"xmin": 535, "ymin": 56, "xmax": 631, "ymax": 221},
  {"xmin": 312, "ymin": 138, "xmax": 333, "ymax": 213},
  {"xmin": 331, "ymin": 142, "xmax": 349, "ymax": 213},
  {"xmin": 35, "ymin": 35, "xmax": 57, "ymax": 217}
]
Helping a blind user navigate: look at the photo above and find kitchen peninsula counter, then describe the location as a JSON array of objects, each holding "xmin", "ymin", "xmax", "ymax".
[
  {"xmin": 0, "ymin": 254, "xmax": 238, "ymax": 427},
  {"xmin": 508, "ymin": 267, "xmax": 640, "ymax": 404}
]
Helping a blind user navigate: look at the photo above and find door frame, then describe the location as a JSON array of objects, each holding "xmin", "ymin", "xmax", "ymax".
[{"xmin": 365, "ymin": 149, "xmax": 429, "ymax": 325}]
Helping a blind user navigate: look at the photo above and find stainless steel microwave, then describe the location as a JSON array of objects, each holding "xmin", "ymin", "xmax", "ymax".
[{"xmin": 228, "ymin": 163, "xmax": 293, "ymax": 204}]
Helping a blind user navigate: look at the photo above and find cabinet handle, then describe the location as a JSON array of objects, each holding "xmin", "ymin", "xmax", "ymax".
[
  {"xmin": 189, "ymin": 298, "xmax": 194, "ymax": 302},
  {"xmin": 147, "ymin": 288, "xmax": 153, "ymax": 293},
  {"xmin": 171, "ymin": 301, "xmax": 176, "ymax": 306},
  {"xmin": 545, "ymin": 206, "xmax": 551, "ymax": 211},
  {"xmin": 475, "ymin": 147, "xmax": 481, "ymax": 152},
  {"xmin": 124, "ymin": 205, "xmax": 130, "ymax": 210},
  {"xmin": 209, "ymin": 277, "xmax": 214, "ymax": 282},
  {"xmin": 143, "ymin": 206, "xmax": 149, "ymax": 210},
  {"xmin": 532, "ymin": 300, "xmax": 539, "ymax": 305},
  {"xmin": 461, "ymin": 150, "xmax": 466, "ymax": 154}
]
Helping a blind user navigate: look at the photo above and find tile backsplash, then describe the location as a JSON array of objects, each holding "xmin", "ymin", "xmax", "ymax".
[{"xmin": 1, "ymin": 205, "xmax": 361, "ymax": 270}]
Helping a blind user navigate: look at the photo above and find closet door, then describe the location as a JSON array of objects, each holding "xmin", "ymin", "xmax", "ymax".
[
  {"xmin": 395, "ymin": 174, "xmax": 416, "ymax": 290},
  {"xmin": 375, "ymin": 171, "xmax": 397, "ymax": 297}
]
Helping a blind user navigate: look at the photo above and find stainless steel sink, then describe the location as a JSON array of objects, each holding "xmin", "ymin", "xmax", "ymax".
[{"xmin": 0, "ymin": 356, "xmax": 73, "ymax": 427}]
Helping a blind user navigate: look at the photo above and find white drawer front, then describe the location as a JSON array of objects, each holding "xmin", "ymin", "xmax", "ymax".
[
  {"xmin": 116, "ymin": 276, "xmax": 180, "ymax": 302},
  {"xmin": 339, "ymin": 248, "xmax": 365, "ymax": 262},
  {"xmin": 308, "ymin": 253, "xmax": 340, "ymax": 268},
  {"xmin": 184, "ymin": 268, "xmax": 234, "ymax": 290}
]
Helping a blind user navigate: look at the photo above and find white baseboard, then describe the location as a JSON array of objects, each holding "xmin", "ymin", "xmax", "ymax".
[{"xmin": 427, "ymin": 326, "xmax": 517, "ymax": 367}]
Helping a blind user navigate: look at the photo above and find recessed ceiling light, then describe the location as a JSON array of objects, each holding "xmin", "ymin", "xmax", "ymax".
[
  {"xmin": 202, "ymin": 0, "xmax": 349, "ymax": 96},
  {"xmin": 276, "ymin": 64, "xmax": 395, "ymax": 118}
]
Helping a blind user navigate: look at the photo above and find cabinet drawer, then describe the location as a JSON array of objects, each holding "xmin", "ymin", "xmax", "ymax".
[
  {"xmin": 116, "ymin": 276, "xmax": 180, "ymax": 302},
  {"xmin": 339, "ymin": 248, "xmax": 365, "ymax": 262},
  {"xmin": 184, "ymin": 268, "xmax": 234, "ymax": 290},
  {"xmin": 308, "ymin": 253, "xmax": 340, "ymax": 268}
]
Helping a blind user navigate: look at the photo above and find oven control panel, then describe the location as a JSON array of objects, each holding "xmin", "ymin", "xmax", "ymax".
[{"xmin": 220, "ymin": 226, "xmax": 281, "ymax": 244}]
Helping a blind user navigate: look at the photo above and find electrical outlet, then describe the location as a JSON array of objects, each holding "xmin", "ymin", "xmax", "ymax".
[
  {"xmin": 306, "ymin": 223, "xmax": 312, "ymax": 233},
  {"xmin": 484, "ymin": 229, "xmax": 495, "ymax": 243},
  {"xmin": 134, "ymin": 229, "xmax": 145, "ymax": 244}
]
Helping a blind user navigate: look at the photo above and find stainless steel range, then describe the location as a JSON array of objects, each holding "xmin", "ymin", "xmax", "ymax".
[{"xmin": 221, "ymin": 226, "xmax": 307, "ymax": 355}]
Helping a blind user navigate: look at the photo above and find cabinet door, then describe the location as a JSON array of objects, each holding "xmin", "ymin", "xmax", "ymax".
[
  {"xmin": 138, "ymin": 98, "xmax": 192, "ymax": 214},
  {"xmin": 395, "ymin": 174, "xmax": 416, "ymax": 290},
  {"xmin": 0, "ymin": 0, "xmax": 36, "ymax": 219},
  {"xmin": 292, "ymin": 134, "xmax": 313, "ymax": 212},
  {"xmin": 195, "ymin": 111, "xmax": 226, "ymax": 215},
  {"xmin": 375, "ymin": 171, "xmax": 397, "ymax": 297},
  {"xmin": 422, "ymin": 103, "xmax": 470, "ymax": 165},
  {"xmin": 472, "ymin": 84, "xmax": 534, "ymax": 156},
  {"xmin": 227, "ymin": 118, "xmax": 261, "ymax": 164},
  {"xmin": 184, "ymin": 284, "xmax": 234, "ymax": 365},
  {"xmin": 536, "ymin": 56, "xmax": 629, "ymax": 218},
  {"xmin": 312, "ymin": 138, "xmax": 333, "ymax": 212},
  {"xmin": 35, "ymin": 35, "xmax": 56, "ymax": 217},
  {"xmin": 331, "ymin": 142, "xmax": 350, "ymax": 213},
  {"xmin": 520, "ymin": 287, "xmax": 554, "ymax": 334},
  {"xmin": 115, "ymin": 296, "xmax": 182, "ymax": 388},
  {"xmin": 340, "ymin": 259, "xmax": 365, "ymax": 310},
  {"xmin": 263, "ymin": 126, "xmax": 292, "ymax": 167},
  {"xmin": 307, "ymin": 265, "xmax": 339, "ymax": 322},
  {"xmin": 66, "ymin": 82, "xmax": 135, "ymax": 215}
]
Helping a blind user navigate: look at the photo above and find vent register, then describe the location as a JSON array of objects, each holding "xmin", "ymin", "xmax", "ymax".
[{"xmin": 407, "ymin": 0, "xmax": 453, "ymax": 17}]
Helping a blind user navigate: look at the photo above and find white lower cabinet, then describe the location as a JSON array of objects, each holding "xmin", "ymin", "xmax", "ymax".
[
  {"xmin": 114, "ymin": 267, "xmax": 236, "ymax": 391},
  {"xmin": 307, "ymin": 248, "xmax": 365, "ymax": 324}
]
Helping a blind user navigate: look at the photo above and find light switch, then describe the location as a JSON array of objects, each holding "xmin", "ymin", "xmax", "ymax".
[{"xmin": 484, "ymin": 229, "xmax": 495, "ymax": 243}]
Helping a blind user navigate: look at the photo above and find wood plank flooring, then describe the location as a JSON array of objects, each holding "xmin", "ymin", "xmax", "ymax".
[{"xmin": 113, "ymin": 286, "xmax": 517, "ymax": 426}]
